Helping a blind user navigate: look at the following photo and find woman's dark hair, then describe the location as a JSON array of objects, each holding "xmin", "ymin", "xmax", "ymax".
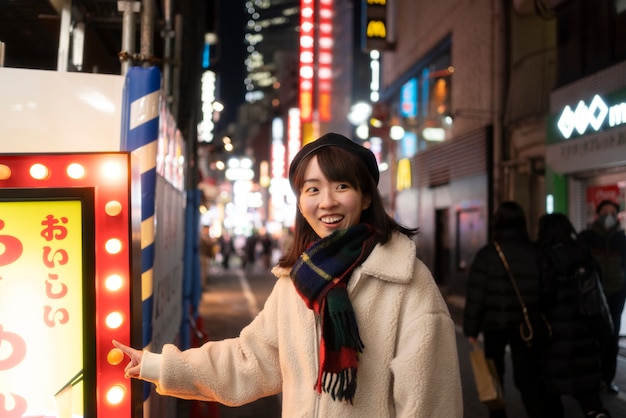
[
  {"xmin": 536, "ymin": 213, "xmax": 577, "ymax": 247},
  {"xmin": 492, "ymin": 201, "xmax": 529, "ymax": 241},
  {"xmin": 278, "ymin": 146, "xmax": 417, "ymax": 267}
]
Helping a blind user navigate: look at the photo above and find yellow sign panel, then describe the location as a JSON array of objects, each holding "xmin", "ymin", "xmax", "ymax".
[
  {"xmin": 0, "ymin": 200, "xmax": 85, "ymax": 417},
  {"xmin": 366, "ymin": 20, "xmax": 387, "ymax": 39},
  {"xmin": 300, "ymin": 91, "xmax": 313, "ymax": 122},
  {"xmin": 397, "ymin": 158, "xmax": 412, "ymax": 191}
]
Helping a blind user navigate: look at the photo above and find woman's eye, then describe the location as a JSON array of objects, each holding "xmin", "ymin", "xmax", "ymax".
[{"xmin": 337, "ymin": 183, "xmax": 350, "ymax": 190}]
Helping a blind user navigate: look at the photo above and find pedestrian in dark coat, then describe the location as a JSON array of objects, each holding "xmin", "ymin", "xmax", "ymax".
[
  {"xmin": 463, "ymin": 201, "xmax": 546, "ymax": 418},
  {"xmin": 536, "ymin": 213, "xmax": 611, "ymax": 418},
  {"xmin": 243, "ymin": 232, "xmax": 258, "ymax": 271},
  {"xmin": 578, "ymin": 199, "xmax": 626, "ymax": 394}
]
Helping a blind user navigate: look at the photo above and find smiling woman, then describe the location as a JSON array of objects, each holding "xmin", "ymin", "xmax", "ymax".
[{"xmin": 113, "ymin": 132, "xmax": 463, "ymax": 417}]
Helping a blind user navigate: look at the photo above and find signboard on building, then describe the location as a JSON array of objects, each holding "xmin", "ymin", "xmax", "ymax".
[
  {"xmin": 362, "ymin": 0, "xmax": 393, "ymax": 51},
  {"xmin": 546, "ymin": 87, "xmax": 626, "ymax": 174}
]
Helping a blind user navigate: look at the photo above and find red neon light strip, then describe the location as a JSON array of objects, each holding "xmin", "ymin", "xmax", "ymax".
[
  {"xmin": 318, "ymin": 0, "xmax": 333, "ymax": 122},
  {"xmin": 299, "ymin": 0, "xmax": 315, "ymax": 123}
]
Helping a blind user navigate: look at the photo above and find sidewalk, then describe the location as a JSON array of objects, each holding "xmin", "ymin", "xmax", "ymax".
[{"xmin": 185, "ymin": 264, "xmax": 626, "ymax": 417}]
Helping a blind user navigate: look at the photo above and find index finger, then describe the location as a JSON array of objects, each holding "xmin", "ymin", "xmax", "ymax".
[{"xmin": 112, "ymin": 339, "xmax": 135, "ymax": 356}]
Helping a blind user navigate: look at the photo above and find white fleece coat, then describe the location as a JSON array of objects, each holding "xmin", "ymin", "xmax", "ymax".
[{"xmin": 140, "ymin": 232, "xmax": 463, "ymax": 417}]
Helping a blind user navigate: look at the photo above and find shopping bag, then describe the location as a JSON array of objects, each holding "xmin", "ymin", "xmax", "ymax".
[{"xmin": 469, "ymin": 346, "xmax": 505, "ymax": 409}]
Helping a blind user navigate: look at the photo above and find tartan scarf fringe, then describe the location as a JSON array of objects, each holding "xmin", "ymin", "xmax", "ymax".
[{"xmin": 320, "ymin": 368, "xmax": 359, "ymax": 404}]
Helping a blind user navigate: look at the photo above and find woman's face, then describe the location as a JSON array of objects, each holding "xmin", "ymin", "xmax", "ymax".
[{"xmin": 298, "ymin": 156, "xmax": 371, "ymax": 238}]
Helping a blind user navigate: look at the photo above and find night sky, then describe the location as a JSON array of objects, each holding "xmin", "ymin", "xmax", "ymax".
[{"xmin": 214, "ymin": 2, "xmax": 247, "ymax": 131}]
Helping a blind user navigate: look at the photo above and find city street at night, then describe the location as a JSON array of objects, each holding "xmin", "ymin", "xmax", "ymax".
[{"xmin": 181, "ymin": 260, "xmax": 626, "ymax": 418}]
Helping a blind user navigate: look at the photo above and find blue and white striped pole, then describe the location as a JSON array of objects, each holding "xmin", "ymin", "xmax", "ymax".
[{"xmin": 120, "ymin": 66, "xmax": 161, "ymax": 403}]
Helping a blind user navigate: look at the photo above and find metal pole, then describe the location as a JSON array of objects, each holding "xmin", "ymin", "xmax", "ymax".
[
  {"xmin": 172, "ymin": 14, "xmax": 183, "ymax": 120},
  {"xmin": 57, "ymin": 0, "xmax": 71, "ymax": 72},
  {"xmin": 163, "ymin": 0, "xmax": 173, "ymax": 101},
  {"xmin": 119, "ymin": 1, "xmax": 139, "ymax": 75},
  {"xmin": 0, "ymin": 41, "xmax": 5, "ymax": 67},
  {"xmin": 140, "ymin": 0, "xmax": 154, "ymax": 67},
  {"xmin": 389, "ymin": 135, "xmax": 397, "ymax": 214}
]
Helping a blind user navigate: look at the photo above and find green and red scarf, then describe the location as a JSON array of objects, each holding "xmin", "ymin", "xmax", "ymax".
[{"xmin": 290, "ymin": 224, "xmax": 378, "ymax": 404}]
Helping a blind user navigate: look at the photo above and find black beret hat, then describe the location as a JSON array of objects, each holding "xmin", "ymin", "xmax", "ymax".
[{"xmin": 288, "ymin": 132, "xmax": 380, "ymax": 188}]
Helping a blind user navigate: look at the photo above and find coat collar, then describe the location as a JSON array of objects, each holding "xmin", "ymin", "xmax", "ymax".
[
  {"xmin": 359, "ymin": 232, "xmax": 415, "ymax": 284},
  {"xmin": 272, "ymin": 232, "xmax": 416, "ymax": 285}
]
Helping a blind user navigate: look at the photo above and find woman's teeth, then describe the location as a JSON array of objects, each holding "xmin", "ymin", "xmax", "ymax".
[{"xmin": 321, "ymin": 216, "xmax": 343, "ymax": 224}]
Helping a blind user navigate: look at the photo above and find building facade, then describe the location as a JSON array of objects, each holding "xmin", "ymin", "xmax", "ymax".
[
  {"xmin": 375, "ymin": 0, "xmax": 504, "ymax": 291},
  {"xmin": 371, "ymin": 0, "xmax": 626, "ymax": 295}
]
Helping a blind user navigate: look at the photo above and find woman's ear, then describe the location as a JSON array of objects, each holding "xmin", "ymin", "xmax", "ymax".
[{"xmin": 362, "ymin": 195, "xmax": 372, "ymax": 211}]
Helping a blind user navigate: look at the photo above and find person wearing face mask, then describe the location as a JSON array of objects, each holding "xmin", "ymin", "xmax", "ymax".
[
  {"xmin": 579, "ymin": 199, "xmax": 626, "ymax": 395},
  {"xmin": 112, "ymin": 133, "xmax": 463, "ymax": 417}
]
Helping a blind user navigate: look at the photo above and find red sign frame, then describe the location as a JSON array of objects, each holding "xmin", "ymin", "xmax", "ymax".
[{"xmin": 0, "ymin": 152, "xmax": 141, "ymax": 418}]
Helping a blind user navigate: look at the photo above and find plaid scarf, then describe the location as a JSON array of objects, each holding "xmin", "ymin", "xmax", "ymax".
[{"xmin": 290, "ymin": 224, "xmax": 378, "ymax": 404}]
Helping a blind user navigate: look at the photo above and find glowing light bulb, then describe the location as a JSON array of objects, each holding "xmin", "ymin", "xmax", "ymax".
[
  {"xmin": 105, "ymin": 238, "xmax": 123, "ymax": 254},
  {"xmin": 106, "ymin": 385, "xmax": 125, "ymax": 404},
  {"xmin": 106, "ymin": 311, "xmax": 124, "ymax": 329},
  {"xmin": 0, "ymin": 164, "xmax": 11, "ymax": 180},
  {"xmin": 30, "ymin": 164, "xmax": 49, "ymax": 180},
  {"xmin": 102, "ymin": 161, "xmax": 123, "ymax": 181},
  {"xmin": 107, "ymin": 348, "xmax": 124, "ymax": 365},
  {"xmin": 67, "ymin": 163, "xmax": 86, "ymax": 179},
  {"xmin": 105, "ymin": 274, "xmax": 124, "ymax": 291},
  {"xmin": 105, "ymin": 200, "xmax": 123, "ymax": 217}
]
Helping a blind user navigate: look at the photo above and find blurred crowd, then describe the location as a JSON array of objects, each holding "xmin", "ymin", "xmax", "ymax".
[{"xmin": 199, "ymin": 225, "xmax": 294, "ymax": 277}]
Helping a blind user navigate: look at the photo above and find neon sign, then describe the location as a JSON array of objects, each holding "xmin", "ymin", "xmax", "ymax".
[
  {"xmin": 0, "ymin": 153, "xmax": 141, "ymax": 418},
  {"xmin": 318, "ymin": 0, "xmax": 333, "ymax": 122},
  {"xmin": 557, "ymin": 94, "xmax": 626, "ymax": 139},
  {"xmin": 299, "ymin": 0, "xmax": 315, "ymax": 123},
  {"xmin": 362, "ymin": 0, "xmax": 392, "ymax": 51}
]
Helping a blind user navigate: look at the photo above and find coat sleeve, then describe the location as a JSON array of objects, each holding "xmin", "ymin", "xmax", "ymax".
[
  {"xmin": 390, "ymin": 260, "xmax": 463, "ymax": 418},
  {"xmin": 463, "ymin": 247, "xmax": 489, "ymax": 338},
  {"xmin": 138, "ymin": 279, "xmax": 285, "ymax": 405}
]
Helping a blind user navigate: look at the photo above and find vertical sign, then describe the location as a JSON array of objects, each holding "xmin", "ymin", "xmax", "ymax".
[
  {"xmin": 362, "ymin": 0, "xmax": 392, "ymax": 52},
  {"xmin": 318, "ymin": 0, "xmax": 333, "ymax": 122},
  {"xmin": 299, "ymin": 0, "xmax": 315, "ymax": 123}
]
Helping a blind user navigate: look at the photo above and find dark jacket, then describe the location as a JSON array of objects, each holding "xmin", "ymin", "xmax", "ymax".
[
  {"xmin": 463, "ymin": 233, "xmax": 543, "ymax": 338},
  {"xmin": 578, "ymin": 221, "xmax": 626, "ymax": 297},
  {"xmin": 538, "ymin": 240, "xmax": 605, "ymax": 395}
]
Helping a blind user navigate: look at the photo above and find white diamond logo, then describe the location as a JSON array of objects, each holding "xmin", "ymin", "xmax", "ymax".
[
  {"xmin": 574, "ymin": 100, "xmax": 589, "ymax": 136},
  {"xmin": 588, "ymin": 94, "xmax": 608, "ymax": 131},
  {"xmin": 557, "ymin": 105, "xmax": 575, "ymax": 139},
  {"xmin": 557, "ymin": 94, "xmax": 609, "ymax": 139}
]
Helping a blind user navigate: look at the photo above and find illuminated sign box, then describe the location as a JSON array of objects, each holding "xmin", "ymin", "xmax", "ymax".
[
  {"xmin": 0, "ymin": 188, "xmax": 96, "ymax": 417},
  {"xmin": 0, "ymin": 153, "xmax": 141, "ymax": 418},
  {"xmin": 547, "ymin": 88, "xmax": 626, "ymax": 143},
  {"xmin": 362, "ymin": 0, "xmax": 393, "ymax": 52}
]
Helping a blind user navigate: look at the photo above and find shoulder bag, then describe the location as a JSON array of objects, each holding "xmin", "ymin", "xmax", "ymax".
[
  {"xmin": 494, "ymin": 241, "xmax": 553, "ymax": 349},
  {"xmin": 576, "ymin": 264, "xmax": 614, "ymax": 337}
]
